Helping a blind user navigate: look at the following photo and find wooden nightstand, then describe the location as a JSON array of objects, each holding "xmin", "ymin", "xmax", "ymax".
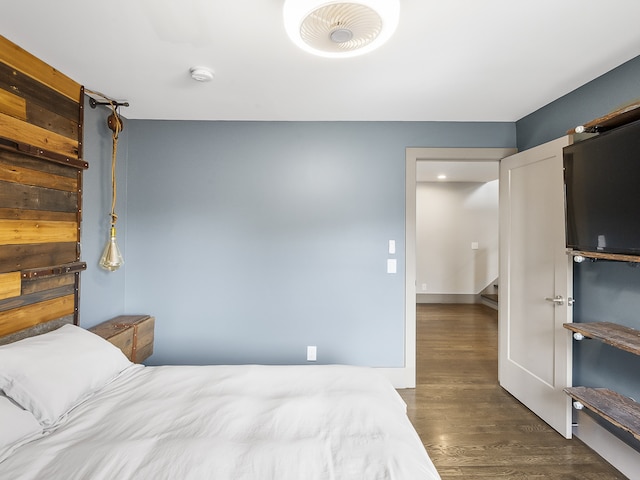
[{"xmin": 89, "ymin": 315, "xmax": 155, "ymax": 363}]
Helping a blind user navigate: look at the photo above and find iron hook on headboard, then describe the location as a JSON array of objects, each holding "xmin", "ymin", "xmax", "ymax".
[{"xmin": 88, "ymin": 97, "xmax": 130, "ymax": 109}]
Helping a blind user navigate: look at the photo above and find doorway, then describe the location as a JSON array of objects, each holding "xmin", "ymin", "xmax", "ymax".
[{"xmin": 403, "ymin": 147, "xmax": 516, "ymax": 387}]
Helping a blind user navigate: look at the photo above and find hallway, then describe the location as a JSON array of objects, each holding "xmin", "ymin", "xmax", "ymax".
[{"xmin": 399, "ymin": 303, "xmax": 626, "ymax": 479}]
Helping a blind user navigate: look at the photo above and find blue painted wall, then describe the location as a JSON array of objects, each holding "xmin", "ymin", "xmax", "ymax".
[
  {"xmin": 516, "ymin": 55, "xmax": 640, "ymax": 449},
  {"xmin": 108, "ymin": 120, "xmax": 514, "ymax": 367},
  {"xmin": 79, "ymin": 99, "xmax": 128, "ymax": 325},
  {"xmin": 516, "ymin": 55, "xmax": 640, "ymax": 151},
  {"xmin": 78, "ymin": 52, "xmax": 639, "ymax": 383}
]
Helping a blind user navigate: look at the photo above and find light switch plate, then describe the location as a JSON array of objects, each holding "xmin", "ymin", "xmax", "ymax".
[
  {"xmin": 388, "ymin": 240, "xmax": 396, "ymax": 254},
  {"xmin": 387, "ymin": 259, "xmax": 397, "ymax": 274}
]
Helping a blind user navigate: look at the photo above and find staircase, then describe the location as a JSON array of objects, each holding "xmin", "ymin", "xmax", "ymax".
[{"xmin": 480, "ymin": 284, "xmax": 498, "ymax": 310}]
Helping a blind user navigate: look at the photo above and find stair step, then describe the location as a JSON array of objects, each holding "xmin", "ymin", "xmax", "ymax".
[{"xmin": 481, "ymin": 293, "xmax": 498, "ymax": 302}]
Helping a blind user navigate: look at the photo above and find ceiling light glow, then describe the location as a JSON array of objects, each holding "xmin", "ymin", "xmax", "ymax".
[{"xmin": 283, "ymin": 0, "xmax": 400, "ymax": 58}]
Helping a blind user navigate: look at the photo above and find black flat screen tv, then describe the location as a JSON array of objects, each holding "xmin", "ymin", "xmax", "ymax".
[{"xmin": 563, "ymin": 118, "xmax": 640, "ymax": 256}]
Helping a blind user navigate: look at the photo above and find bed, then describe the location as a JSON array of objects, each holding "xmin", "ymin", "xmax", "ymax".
[{"xmin": 0, "ymin": 324, "xmax": 441, "ymax": 479}]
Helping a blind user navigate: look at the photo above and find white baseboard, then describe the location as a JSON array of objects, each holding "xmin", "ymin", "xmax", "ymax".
[{"xmin": 574, "ymin": 410, "xmax": 640, "ymax": 480}]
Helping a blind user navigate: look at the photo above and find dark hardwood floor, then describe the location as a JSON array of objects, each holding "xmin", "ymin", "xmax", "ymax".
[{"xmin": 399, "ymin": 303, "xmax": 627, "ymax": 479}]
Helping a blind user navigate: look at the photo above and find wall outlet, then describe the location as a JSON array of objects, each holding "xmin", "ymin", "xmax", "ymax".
[
  {"xmin": 307, "ymin": 345, "xmax": 317, "ymax": 362},
  {"xmin": 421, "ymin": 283, "xmax": 427, "ymax": 291}
]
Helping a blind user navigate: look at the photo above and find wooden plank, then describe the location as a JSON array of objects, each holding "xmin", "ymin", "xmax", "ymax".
[
  {"xmin": 0, "ymin": 145, "xmax": 79, "ymax": 178},
  {"xmin": 0, "ymin": 35, "xmax": 81, "ymax": 102},
  {"xmin": 0, "ymin": 180, "xmax": 77, "ymax": 212},
  {"xmin": 0, "ymin": 88, "xmax": 26, "ymax": 120},
  {"xmin": 27, "ymin": 102, "xmax": 79, "ymax": 140},
  {"xmin": 0, "ymin": 293, "xmax": 75, "ymax": 337},
  {"xmin": 111, "ymin": 315, "xmax": 152, "ymax": 325},
  {"xmin": 0, "ymin": 208, "xmax": 76, "ymax": 222},
  {"xmin": 0, "ymin": 219, "xmax": 77, "ymax": 245},
  {"xmin": 563, "ymin": 321, "xmax": 640, "ymax": 356},
  {"xmin": 567, "ymin": 101, "xmax": 640, "ymax": 134},
  {"xmin": 0, "ymin": 161, "xmax": 77, "ymax": 192},
  {"xmin": 0, "ymin": 63, "xmax": 80, "ymax": 130},
  {"xmin": 0, "ymin": 242, "xmax": 77, "ymax": 272},
  {"xmin": 0, "ymin": 284, "xmax": 75, "ymax": 313},
  {"xmin": 0, "ymin": 60, "xmax": 77, "ymax": 121},
  {"xmin": 89, "ymin": 321, "xmax": 134, "ymax": 361},
  {"xmin": 0, "ymin": 271, "xmax": 20, "ymax": 300},
  {"xmin": 0, "ymin": 315, "xmax": 73, "ymax": 346},
  {"xmin": 0, "ymin": 112, "xmax": 78, "ymax": 159},
  {"xmin": 569, "ymin": 249, "xmax": 640, "ymax": 263},
  {"xmin": 105, "ymin": 327, "xmax": 134, "ymax": 360},
  {"xmin": 21, "ymin": 272, "xmax": 75, "ymax": 295},
  {"xmin": 89, "ymin": 315, "xmax": 155, "ymax": 363},
  {"xmin": 133, "ymin": 317, "xmax": 156, "ymax": 363},
  {"xmin": 115, "ymin": 315, "xmax": 155, "ymax": 363},
  {"xmin": 565, "ymin": 387, "xmax": 640, "ymax": 441}
]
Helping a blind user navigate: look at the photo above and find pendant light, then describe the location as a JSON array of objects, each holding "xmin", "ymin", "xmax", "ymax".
[
  {"xmin": 283, "ymin": 0, "xmax": 400, "ymax": 58},
  {"xmin": 97, "ymin": 98, "xmax": 124, "ymax": 271}
]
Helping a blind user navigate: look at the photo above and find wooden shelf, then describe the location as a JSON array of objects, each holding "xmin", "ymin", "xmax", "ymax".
[
  {"xmin": 569, "ymin": 250, "xmax": 640, "ymax": 263},
  {"xmin": 564, "ymin": 387, "xmax": 640, "ymax": 441},
  {"xmin": 563, "ymin": 322, "xmax": 640, "ymax": 356},
  {"xmin": 565, "ymin": 322, "xmax": 640, "ymax": 442},
  {"xmin": 567, "ymin": 101, "xmax": 640, "ymax": 134}
]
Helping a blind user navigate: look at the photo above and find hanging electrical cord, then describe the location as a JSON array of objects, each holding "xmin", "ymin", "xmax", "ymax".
[{"xmin": 86, "ymin": 89, "xmax": 127, "ymax": 271}]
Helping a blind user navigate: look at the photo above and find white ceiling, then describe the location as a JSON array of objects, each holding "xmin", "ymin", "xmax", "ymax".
[{"xmin": 1, "ymin": 1, "xmax": 639, "ymax": 122}]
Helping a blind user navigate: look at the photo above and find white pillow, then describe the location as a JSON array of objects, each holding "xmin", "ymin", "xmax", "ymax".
[
  {"xmin": 0, "ymin": 324, "xmax": 132, "ymax": 427},
  {"xmin": 0, "ymin": 395, "xmax": 43, "ymax": 463}
]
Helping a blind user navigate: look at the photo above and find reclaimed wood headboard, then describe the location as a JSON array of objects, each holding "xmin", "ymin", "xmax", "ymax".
[{"xmin": 0, "ymin": 35, "xmax": 87, "ymax": 344}]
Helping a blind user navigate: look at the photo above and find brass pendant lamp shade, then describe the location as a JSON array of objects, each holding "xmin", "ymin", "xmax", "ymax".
[{"xmin": 99, "ymin": 225, "xmax": 124, "ymax": 272}]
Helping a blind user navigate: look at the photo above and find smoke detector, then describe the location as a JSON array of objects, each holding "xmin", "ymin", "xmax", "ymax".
[
  {"xmin": 189, "ymin": 66, "xmax": 215, "ymax": 82},
  {"xmin": 283, "ymin": 0, "xmax": 400, "ymax": 58}
]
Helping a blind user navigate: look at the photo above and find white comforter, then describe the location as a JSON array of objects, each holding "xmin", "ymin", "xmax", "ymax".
[{"xmin": 1, "ymin": 364, "xmax": 440, "ymax": 480}]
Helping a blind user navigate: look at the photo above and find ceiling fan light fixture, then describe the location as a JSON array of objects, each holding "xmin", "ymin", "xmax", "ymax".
[
  {"xmin": 330, "ymin": 28, "xmax": 354, "ymax": 44},
  {"xmin": 283, "ymin": 0, "xmax": 399, "ymax": 58}
]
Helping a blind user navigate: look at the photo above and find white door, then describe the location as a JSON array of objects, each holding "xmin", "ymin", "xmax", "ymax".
[{"xmin": 499, "ymin": 136, "xmax": 573, "ymax": 438}]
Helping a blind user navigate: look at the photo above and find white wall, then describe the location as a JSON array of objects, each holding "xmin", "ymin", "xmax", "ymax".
[{"xmin": 416, "ymin": 180, "xmax": 498, "ymax": 295}]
